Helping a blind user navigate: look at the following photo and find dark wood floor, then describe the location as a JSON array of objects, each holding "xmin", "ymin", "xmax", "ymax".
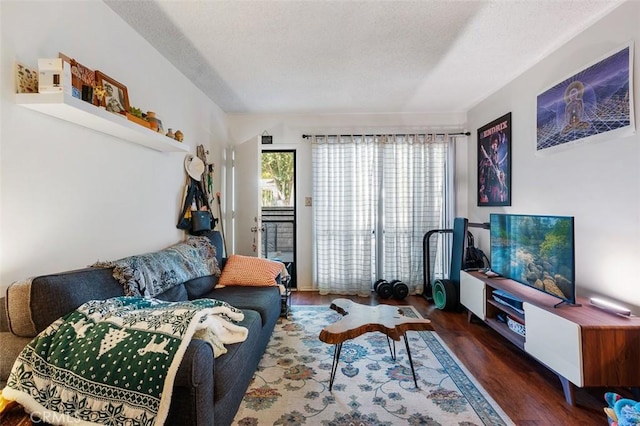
[{"xmin": 291, "ymin": 291, "xmax": 627, "ymax": 425}]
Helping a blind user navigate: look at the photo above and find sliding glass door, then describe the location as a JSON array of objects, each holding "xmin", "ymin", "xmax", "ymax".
[{"xmin": 312, "ymin": 134, "xmax": 453, "ymax": 296}]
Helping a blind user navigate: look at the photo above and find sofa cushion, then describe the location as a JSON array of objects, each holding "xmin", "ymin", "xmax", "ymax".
[
  {"xmin": 183, "ymin": 229, "xmax": 225, "ymax": 298},
  {"xmin": 205, "ymin": 286, "xmax": 280, "ymax": 327},
  {"xmin": 155, "ymin": 284, "xmax": 189, "ymax": 301},
  {"xmin": 217, "ymin": 255, "xmax": 284, "ymax": 287},
  {"xmin": 184, "ymin": 275, "xmax": 219, "ymax": 299},
  {"xmin": 213, "ymin": 309, "xmax": 262, "ymax": 402},
  {"xmin": 6, "ymin": 267, "xmax": 124, "ymax": 337}
]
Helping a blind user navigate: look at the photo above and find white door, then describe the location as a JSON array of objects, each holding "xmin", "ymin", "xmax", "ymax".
[{"xmin": 233, "ymin": 137, "xmax": 262, "ymax": 257}]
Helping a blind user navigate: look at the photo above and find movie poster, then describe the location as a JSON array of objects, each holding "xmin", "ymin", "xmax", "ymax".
[{"xmin": 477, "ymin": 112, "xmax": 511, "ymax": 207}]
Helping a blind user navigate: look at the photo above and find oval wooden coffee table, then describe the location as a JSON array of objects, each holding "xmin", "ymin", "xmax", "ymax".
[{"xmin": 319, "ymin": 298, "xmax": 434, "ymax": 391}]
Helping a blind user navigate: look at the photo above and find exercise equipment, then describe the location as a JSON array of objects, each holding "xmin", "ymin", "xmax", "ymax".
[
  {"xmin": 374, "ymin": 279, "xmax": 409, "ymax": 299},
  {"xmin": 389, "ymin": 280, "xmax": 409, "ymax": 299},
  {"xmin": 423, "ymin": 218, "xmax": 489, "ymax": 311},
  {"xmin": 431, "ymin": 218, "xmax": 467, "ymax": 311},
  {"xmin": 374, "ymin": 279, "xmax": 393, "ymax": 299}
]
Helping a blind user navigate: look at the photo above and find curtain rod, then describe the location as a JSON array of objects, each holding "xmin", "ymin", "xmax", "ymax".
[{"xmin": 302, "ymin": 131, "xmax": 470, "ymax": 139}]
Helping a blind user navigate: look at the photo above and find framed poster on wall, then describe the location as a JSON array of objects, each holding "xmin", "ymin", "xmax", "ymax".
[
  {"xmin": 536, "ymin": 43, "xmax": 634, "ymax": 152},
  {"xmin": 478, "ymin": 112, "xmax": 511, "ymax": 207}
]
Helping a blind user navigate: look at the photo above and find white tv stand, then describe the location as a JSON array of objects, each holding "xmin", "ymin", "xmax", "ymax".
[{"xmin": 460, "ymin": 270, "xmax": 640, "ymax": 406}]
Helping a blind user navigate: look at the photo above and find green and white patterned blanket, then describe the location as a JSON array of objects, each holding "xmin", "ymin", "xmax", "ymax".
[{"xmin": 3, "ymin": 296, "xmax": 247, "ymax": 425}]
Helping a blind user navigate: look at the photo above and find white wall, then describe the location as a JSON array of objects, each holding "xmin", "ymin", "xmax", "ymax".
[
  {"xmin": 467, "ymin": 1, "xmax": 640, "ymax": 313},
  {"xmin": 226, "ymin": 112, "xmax": 467, "ymax": 291},
  {"xmin": 6, "ymin": 1, "xmax": 633, "ymax": 312},
  {"xmin": 0, "ymin": 1, "xmax": 227, "ymax": 294}
]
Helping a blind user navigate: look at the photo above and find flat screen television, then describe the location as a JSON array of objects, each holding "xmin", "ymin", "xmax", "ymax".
[{"xmin": 490, "ymin": 213, "xmax": 576, "ymax": 305}]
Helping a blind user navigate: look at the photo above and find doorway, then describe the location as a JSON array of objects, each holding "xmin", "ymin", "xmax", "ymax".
[{"xmin": 261, "ymin": 150, "xmax": 296, "ymax": 287}]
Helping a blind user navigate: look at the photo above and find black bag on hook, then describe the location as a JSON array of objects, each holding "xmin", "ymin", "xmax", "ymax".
[
  {"xmin": 177, "ymin": 177, "xmax": 217, "ymax": 233},
  {"xmin": 190, "ymin": 180, "xmax": 216, "ymax": 234},
  {"xmin": 191, "ymin": 211, "xmax": 212, "ymax": 233},
  {"xmin": 177, "ymin": 179, "xmax": 197, "ymax": 230}
]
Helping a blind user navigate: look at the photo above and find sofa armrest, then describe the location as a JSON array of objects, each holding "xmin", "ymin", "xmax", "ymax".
[
  {"xmin": 167, "ymin": 339, "xmax": 215, "ymax": 425},
  {"xmin": 1, "ymin": 297, "xmax": 9, "ymax": 332},
  {"xmin": 0, "ymin": 332, "xmax": 32, "ymax": 385}
]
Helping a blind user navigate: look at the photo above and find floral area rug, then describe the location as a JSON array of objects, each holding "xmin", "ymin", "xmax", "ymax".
[{"xmin": 233, "ymin": 305, "xmax": 514, "ymax": 426}]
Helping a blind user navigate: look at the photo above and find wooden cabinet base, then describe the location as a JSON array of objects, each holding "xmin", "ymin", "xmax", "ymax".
[{"xmin": 460, "ymin": 270, "xmax": 640, "ymax": 406}]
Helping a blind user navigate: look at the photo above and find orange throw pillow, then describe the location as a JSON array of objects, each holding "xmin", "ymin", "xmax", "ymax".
[{"xmin": 217, "ymin": 255, "xmax": 284, "ymax": 287}]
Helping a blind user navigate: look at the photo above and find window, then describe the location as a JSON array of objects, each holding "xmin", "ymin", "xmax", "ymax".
[{"xmin": 312, "ymin": 134, "xmax": 454, "ymax": 296}]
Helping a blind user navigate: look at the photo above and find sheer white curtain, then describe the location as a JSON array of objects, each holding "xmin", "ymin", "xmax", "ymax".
[
  {"xmin": 312, "ymin": 135, "xmax": 377, "ymax": 296},
  {"xmin": 381, "ymin": 134, "xmax": 452, "ymax": 293},
  {"xmin": 312, "ymin": 133, "xmax": 453, "ymax": 296}
]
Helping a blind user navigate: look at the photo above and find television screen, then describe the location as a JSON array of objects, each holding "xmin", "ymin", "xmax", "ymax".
[{"xmin": 490, "ymin": 214, "xmax": 575, "ymax": 304}]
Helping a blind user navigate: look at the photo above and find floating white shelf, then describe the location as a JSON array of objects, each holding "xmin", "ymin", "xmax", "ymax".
[{"xmin": 15, "ymin": 92, "xmax": 189, "ymax": 153}]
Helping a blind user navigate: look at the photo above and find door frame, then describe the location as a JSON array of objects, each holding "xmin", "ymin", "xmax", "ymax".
[{"xmin": 261, "ymin": 148, "xmax": 297, "ymax": 287}]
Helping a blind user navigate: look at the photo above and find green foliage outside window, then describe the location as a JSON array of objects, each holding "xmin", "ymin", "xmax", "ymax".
[{"xmin": 262, "ymin": 152, "xmax": 294, "ymax": 206}]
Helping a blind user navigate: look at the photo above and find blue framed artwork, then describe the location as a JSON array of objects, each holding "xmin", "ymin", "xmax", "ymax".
[{"xmin": 536, "ymin": 43, "xmax": 635, "ymax": 152}]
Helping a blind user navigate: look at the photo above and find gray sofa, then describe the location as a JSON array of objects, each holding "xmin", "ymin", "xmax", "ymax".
[{"xmin": 0, "ymin": 232, "xmax": 281, "ymax": 426}]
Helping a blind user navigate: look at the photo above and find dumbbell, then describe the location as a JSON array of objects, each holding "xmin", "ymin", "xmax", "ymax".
[
  {"xmin": 374, "ymin": 279, "xmax": 408, "ymax": 299},
  {"xmin": 389, "ymin": 280, "xmax": 409, "ymax": 299},
  {"xmin": 374, "ymin": 279, "xmax": 393, "ymax": 299}
]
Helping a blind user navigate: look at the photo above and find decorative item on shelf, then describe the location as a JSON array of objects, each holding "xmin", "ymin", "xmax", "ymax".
[
  {"xmin": 37, "ymin": 58, "xmax": 63, "ymax": 94},
  {"xmin": 174, "ymin": 130, "xmax": 184, "ymax": 142},
  {"xmin": 129, "ymin": 106, "xmax": 143, "ymax": 118},
  {"xmin": 81, "ymin": 85, "xmax": 93, "ymax": 104},
  {"xmin": 507, "ymin": 315, "xmax": 526, "ymax": 337},
  {"xmin": 15, "ymin": 62, "xmax": 38, "ymax": 93},
  {"xmin": 93, "ymin": 85, "xmax": 107, "ymax": 107},
  {"xmin": 94, "ymin": 71, "xmax": 129, "ymax": 116},
  {"xmin": 166, "ymin": 128, "xmax": 175, "ymax": 139},
  {"xmin": 126, "ymin": 106, "xmax": 151, "ymax": 129},
  {"xmin": 156, "ymin": 119, "xmax": 164, "ymax": 134},
  {"xmin": 58, "ymin": 53, "xmax": 95, "ymax": 103},
  {"xmin": 146, "ymin": 111, "xmax": 159, "ymax": 132}
]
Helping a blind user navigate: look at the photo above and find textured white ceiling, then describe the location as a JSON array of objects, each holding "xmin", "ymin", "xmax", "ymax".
[{"xmin": 106, "ymin": 0, "xmax": 622, "ymax": 115}]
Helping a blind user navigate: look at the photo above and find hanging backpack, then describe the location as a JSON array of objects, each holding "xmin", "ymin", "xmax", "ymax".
[{"xmin": 464, "ymin": 232, "xmax": 489, "ymax": 270}]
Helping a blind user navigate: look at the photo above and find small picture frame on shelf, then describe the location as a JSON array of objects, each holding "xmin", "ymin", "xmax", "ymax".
[
  {"xmin": 15, "ymin": 62, "xmax": 38, "ymax": 93},
  {"xmin": 95, "ymin": 71, "xmax": 129, "ymax": 116},
  {"xmin": 59, "ymin": 53, "xmax": 95, "ymax": 103},
  {"xmin": 37, "ymin": 58, "xmax": 63, "ymax": 94}
]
